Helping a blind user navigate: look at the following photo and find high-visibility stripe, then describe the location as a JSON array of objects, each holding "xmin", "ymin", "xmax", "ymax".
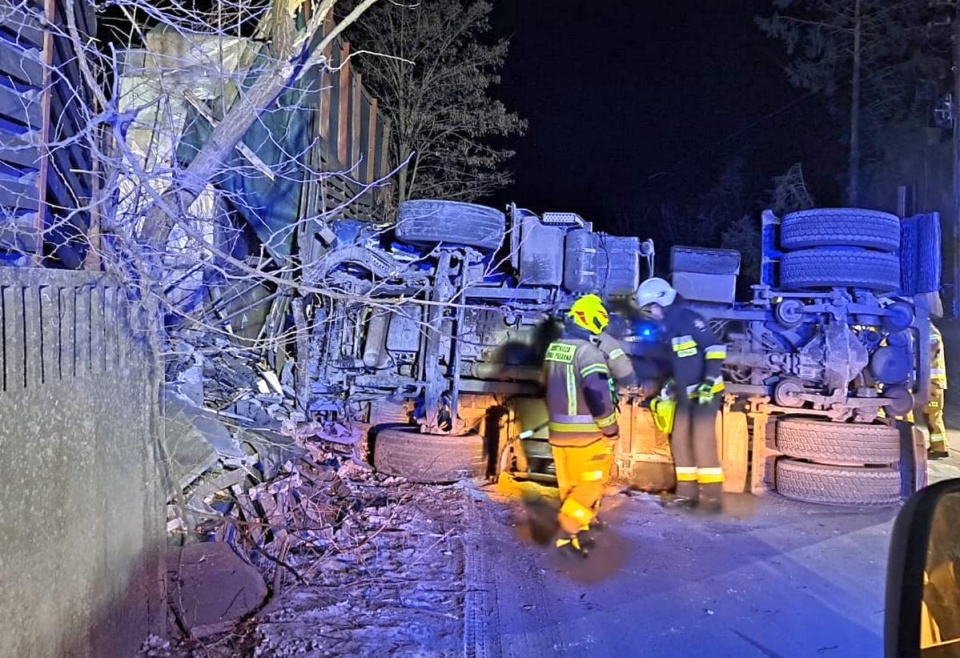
[
  {"xmin": 705, "ymin": 345, "xmax": 727, "ymax": 360},
  {"xmin": 931, "ymin": 369, "xmax": 946, "ymax": 375},
  {"xmin": 698, "ymin": 473, "xmax": 726, "ymax": 484},
  {"xmin": 566, "ymin": 365, "xmax": 577, "ymax": 416},
  {"xmin": 672, "ymin": 341, "xmax": 697, "ymax": 352},
  {"xmin": 581, "ymin": 363, "xmax": 610, "ymax": 378},
  {"xmin": 560, "ymin": 497, "xmax": 595, "ymax": 523},
  {"xmin": 582, "ymin": 470, "xmax": 606, "ymax": 482},
  {"xmin": 546, "ymin": 342, "xmax": 576, "ymax": 363},
  {"xmin": 596, "ymin": 413, "xmax": 617, "ymax": 428},
  {"xmin": 671, "ymin": 335, "xmax": 694, "ymax": 346},
  {"xmin": 608, "ymin": 348, "xmax": 626, "ymax": 360},
  {"xmin": 675, "ymin": 466, "xmax": 698, "ymax": 482},
  {"xmin": 686, "ymin": 379, "xmax": 725, "ymax": 399},
  {"xmin": 931, "ymin": 434, "xmax": 946, "ymax": 441},
  {"xmin": 553, "ymin": 413, "xmax": 596, "ymax": 424},
  {"xmin": 549, "ymin": 422, "xmax": 601, "ymax": 433},
  {"xmin": 697, "ymin": 467, "xmax": 725, "ymax": 484}
]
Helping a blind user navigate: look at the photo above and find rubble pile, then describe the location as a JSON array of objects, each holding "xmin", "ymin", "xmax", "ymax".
[
  {"xmin": 152, "ymin": 267, "xmax": 468, "ymax": 655},
  {"xmin": 251, "ymin": 479, "xmax": 468, "ymax": 657},
  {"xmin": 153, "ymin": 416, "xmax": 469, "ymax": 657},
  {"xmin": 166, "ymin": 334, "xmax": 299, "ymax": 428}
]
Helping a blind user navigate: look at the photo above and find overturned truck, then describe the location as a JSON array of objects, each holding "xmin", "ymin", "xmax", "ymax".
[
  {"xmin": 299, "ymin": 201, "xmax": 939, "ymax": 506},
  {"xmin": 665, "ymin": 207, "xmax": 939, "ymax": 505}
]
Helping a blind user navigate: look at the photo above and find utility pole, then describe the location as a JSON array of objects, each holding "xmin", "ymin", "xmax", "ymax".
[
  {"xmin": 953, "ymin": 1, "xmax": 960, "ymax": 315},
  {"xmin": 848, "ymin": 0, "xmax": 861, "ymax": 207}
]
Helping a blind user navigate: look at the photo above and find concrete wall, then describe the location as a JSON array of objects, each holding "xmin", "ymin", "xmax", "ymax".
[{"xmin": 0, "ymin": 269, "xmax": 164, "ymax": 657}]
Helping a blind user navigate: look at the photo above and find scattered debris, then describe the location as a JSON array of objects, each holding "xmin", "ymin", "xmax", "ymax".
[{"xmin": 151, "ymin": 407, "xmax": 470, "ymax": 657}]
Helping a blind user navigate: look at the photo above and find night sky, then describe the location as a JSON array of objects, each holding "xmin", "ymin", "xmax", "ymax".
[{"xmin": 489, "ymin": 1, "xmax": 847, "ymax": 231}]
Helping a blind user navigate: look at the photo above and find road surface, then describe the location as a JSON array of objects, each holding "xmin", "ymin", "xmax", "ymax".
[{"xmin": 463, "ymin": 417, "xmax": 960, "ymax": 658}]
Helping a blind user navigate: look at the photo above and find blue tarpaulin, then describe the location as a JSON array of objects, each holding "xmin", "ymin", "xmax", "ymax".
[{"xmin": 177, "ymin": 61, "xmax": 318, "ymax": 260}]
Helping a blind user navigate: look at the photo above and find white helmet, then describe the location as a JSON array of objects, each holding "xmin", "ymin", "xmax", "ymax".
[{"xmin": 637, "ymin": 277, "xmax": 677, "ymax": 308}]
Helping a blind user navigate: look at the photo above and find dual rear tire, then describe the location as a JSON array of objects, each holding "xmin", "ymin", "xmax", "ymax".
[{"xmin": 773, "ymin": 417, "xmax": 901, "ymax": 506}]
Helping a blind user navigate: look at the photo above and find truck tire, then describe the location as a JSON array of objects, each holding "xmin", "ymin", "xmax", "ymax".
[
  {"xmin": 775, "ymin": 417, "xmax": 900, "ymax": 464},
  {"xmin": 395, "ymin": 200, "xmax": 506, "ymax": 251},
  {"xmin": 780, "ymin": 208, "xmax": 900, "ymax": 252},
  {"xmin": 372, "ymin": 426, "xmax": 486, "ymax": 483},
  {"xmin": 779, "ymin": 249, "xmax": 900, "ymax": 292},
  {"xmin": 775, "ymin": 459, "xmax": 900, "ymax": 507}
]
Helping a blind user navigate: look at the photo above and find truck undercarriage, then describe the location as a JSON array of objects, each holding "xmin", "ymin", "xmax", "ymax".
[{"xmin": 297, "ymin": 201, "xmax": 941, "ymax": 506}]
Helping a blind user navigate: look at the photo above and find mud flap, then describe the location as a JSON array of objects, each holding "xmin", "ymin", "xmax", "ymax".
[
  {"xmin": 717, "ymin": 409, "xmax": 749, "ymax": 494},
  {"xmin": 897, "ymin": 419, "xmax": 927, "ymax": 500}
]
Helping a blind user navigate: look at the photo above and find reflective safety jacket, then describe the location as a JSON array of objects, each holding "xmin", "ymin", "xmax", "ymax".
[
  {"xmin": 661, "ymin": 301, "xmax": 726, "ymax": 401},
  {"xmin": 543, "ymin": 328, "xmax": 620, "ymax": 447},
  {"xmin": 592, "ymin": 331, "xmax": 637, "ymax": 387},
  {"xmin": 931, "ymin": 324, "xmax": 947, "ymax": 389}
]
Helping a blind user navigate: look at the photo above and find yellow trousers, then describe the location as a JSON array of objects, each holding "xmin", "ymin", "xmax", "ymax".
[
  {"xmin": 927, "ymin": 385, "xmax": 948, "ymax": 450},
  {"xmin": 551, "ymin": 437, "xmax": 614, "ymax": 535}
]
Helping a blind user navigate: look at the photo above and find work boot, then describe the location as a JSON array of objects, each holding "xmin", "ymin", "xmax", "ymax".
[
  {"xmin": 589, "ymin": 501, "xmax": 607, "ymax": 531},
  {"xmin": 555, "ymin": 530, "xmax": 595, "ymax": 558},
  {"xmin": 929, "ymin": 447, "xmax": 950, "ymax": 460},
  {"xmin": 659, "ymin": 493, "xmax": 698, "ymax": 510},
  {"xmin": 694, "ymin": 497, "xmax": 723, "ymax": 516}
]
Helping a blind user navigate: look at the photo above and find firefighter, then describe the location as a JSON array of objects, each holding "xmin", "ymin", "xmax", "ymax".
[
  {"xmin": 592, "ymin": 321, "xmax": 638, "ymax": 389},
  {"xmin": 928, "ymin": 322, "xmax": 950, "ymax": 459},
  {"xmin": 636, "ymin": 277, "xmax": 726, "ymax": 512},
  {"xmin": 543, "ymin": 294, "xmax": 620, "ymax": 557}
]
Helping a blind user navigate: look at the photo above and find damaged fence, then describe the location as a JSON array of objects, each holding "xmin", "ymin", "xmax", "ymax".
[{"xmin": 0, "ymin": 268, "xmax": 164, "ymax": 657}]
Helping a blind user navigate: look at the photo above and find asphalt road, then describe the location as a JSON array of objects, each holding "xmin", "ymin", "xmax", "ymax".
[
  {"xmin": 464, "ymin": 420, "xmax": 960, "ymax": 658},
  {"xmin": 467, "ymin": 487, "xmax": 896, "ymax": 658}
]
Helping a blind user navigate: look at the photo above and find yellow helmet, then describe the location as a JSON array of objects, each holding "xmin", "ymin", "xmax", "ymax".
[{"xmin": 568, "ymin": 294, "xmax": 609, "ymax": 335}]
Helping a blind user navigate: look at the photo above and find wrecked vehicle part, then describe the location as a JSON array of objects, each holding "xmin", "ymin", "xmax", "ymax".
[
  {"xmin": 296, "ymin": 201, "xmax": 651, "ymax": 482},
  {"xmin": 662, "ymin": 208, "xmax": 941, "ymax": 506}
]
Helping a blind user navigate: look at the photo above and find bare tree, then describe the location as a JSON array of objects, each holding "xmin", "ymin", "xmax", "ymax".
[{"xmin": 342, "ymin": 0, "xmax": 526, "ymax": 205}]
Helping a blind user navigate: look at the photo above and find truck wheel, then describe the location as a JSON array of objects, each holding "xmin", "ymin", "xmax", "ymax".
[
  {"xmin": 780, "ymin": 208, "xmax": 900, "ymax": 252},
  {"xmin": 775, "ymin": 417, "xmax": 900, "ymax": 464},
  {"xmin": 779, "ymin": 249, "xmax": 900, "ymax": 292},
  {"xmin": 372, "ymin": 425, "xmax": 487, "ymax": 483},
  {"xmin": 775, "ymin": 459, "xmax": 900, "ymax": 506},
  {"xmin": 395, "ymin": 200, "xmax": 506, "ymax": 251}
]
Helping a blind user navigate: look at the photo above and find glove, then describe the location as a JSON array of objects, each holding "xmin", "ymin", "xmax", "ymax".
[
  {"xmin": 608, "ymin": 378, "xmax": 621, "ymax": 410},
  {"xmin": 696, "ymin": 379, "xmax": 716, "ymax": 405},
  {"xmin": 659, "ymin": 378, "xmax": 676, "ymax": 400}
]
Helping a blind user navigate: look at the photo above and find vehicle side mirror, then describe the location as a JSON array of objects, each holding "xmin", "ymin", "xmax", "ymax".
[{"xmin": 886, "ymin": 478, "xmax": 960, "ymax": 657}]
